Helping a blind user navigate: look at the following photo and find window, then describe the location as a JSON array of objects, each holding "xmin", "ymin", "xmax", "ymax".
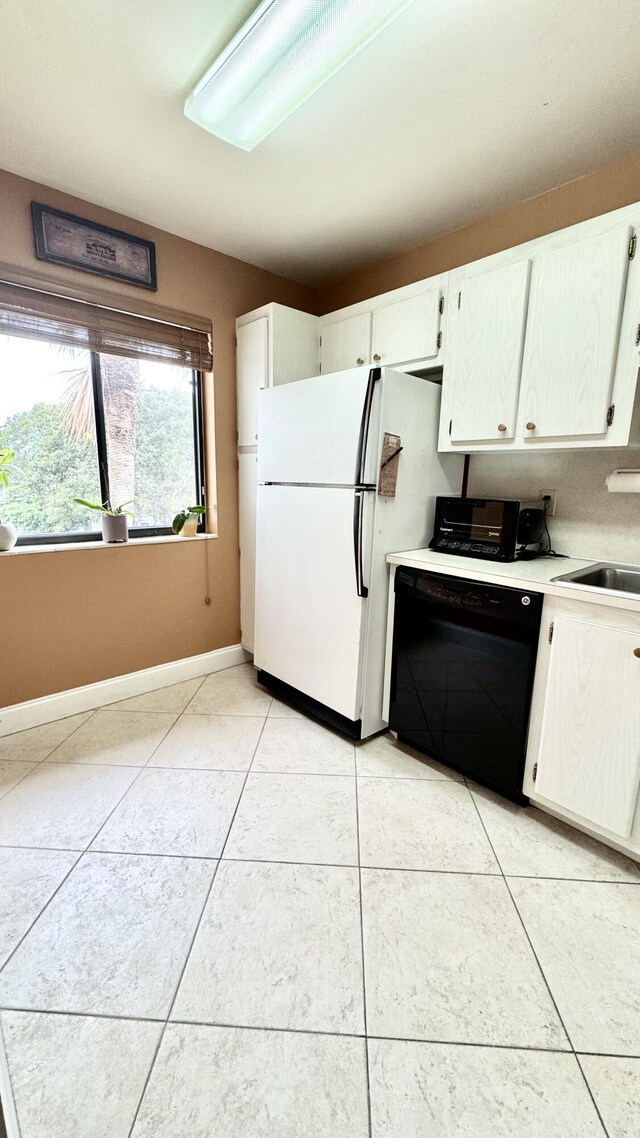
[{"xmin": 0, "ymin": 333, "xmax": 205, "ymax": 543}]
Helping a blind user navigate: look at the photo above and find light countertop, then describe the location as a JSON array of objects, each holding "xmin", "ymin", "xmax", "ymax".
[{"xmin": 387, "ymin": 548, "xmax": 640, "ymax": 614}]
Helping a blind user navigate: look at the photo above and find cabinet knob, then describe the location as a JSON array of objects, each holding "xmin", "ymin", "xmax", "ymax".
[
  {"xmin": 497, "ymin": 424, "xmax": 507, "ymax": 433},
  {"xmin": 373, "ymin": 353, "xmax": 381, "ymax": 362},
  {"xmin": 526, "ymin": 421, "xmax": 536, "ymax": 431},
  {"xmin": 634, "ymin": 648, "xmax": 640, "ymax": 658},
  {"xmin": 356, "ymin": 357, "xmax": 364, "ymax": 365}
]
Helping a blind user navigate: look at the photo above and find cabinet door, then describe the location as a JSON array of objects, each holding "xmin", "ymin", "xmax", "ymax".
[
  {"xmin": 238, "ymin": 452, "xmax": 258, "ymax": 652},
  {"xmin": 519, "ymin": 226, "xmax": 632, "ymax": 440},
  {"xmin": 371, "ymin": 289, "xmax": 441, "ymax": 365},
  {"xmin": 237, "ymin": 317, "xmax": 268, "ymax": 446},
  {"xmin": 449, "ymin": 260, "xmax": 531, "ymax": 443},
  {"xmin": 320, "ymin": 312, "xmax": 372, "ymax": 374},
  {"xmin": 535, "ymin": 616, "xmax": 640, "ymax": 837}
]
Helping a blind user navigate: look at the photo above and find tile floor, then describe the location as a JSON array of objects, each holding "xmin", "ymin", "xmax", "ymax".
[{"xmin": 0, "ymin": 663, "xmax": 638, "ymax": 1136}]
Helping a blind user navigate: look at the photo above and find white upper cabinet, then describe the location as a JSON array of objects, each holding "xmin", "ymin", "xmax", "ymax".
[
  {"xmin": 236, "ymin": 303, "xmax": 319, "ymax": 446},
  {"xmin": 371, "ymin": 289, "xmax": 441, "ymax": 366},
  {"xmin": 449, "ymin": 260, "xmax": 531, "ymax": 443},
  {"xmin": 319, "ymin": 279, "xmax": 446, "ymax": 375},
  {"xmin": 236, "ymin": 316, "xmax": 268, "ymax": 447},
  {"xmin": 532, "ymin": 610, "xmax": 640, "ymax": 839},
  {"xmin": 519, "ymin": 226, "xmax": 632, "ymax": 441},
  {"xmin": 320, "ymin": 311, "xmax": 372, "ymax": 373},
  {"xmin": 439, "ymin": 206, "xmax": 640, "ymax": 452}
]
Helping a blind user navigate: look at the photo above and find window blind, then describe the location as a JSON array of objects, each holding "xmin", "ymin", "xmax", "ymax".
[{"xmin": 0, "ymin": 279, "xmax": 213, "ymax": 371}]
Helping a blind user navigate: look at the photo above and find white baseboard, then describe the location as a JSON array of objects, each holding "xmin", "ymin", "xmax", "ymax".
[{"xmin": 0, "ymin": 644, "xmax": 249, "ymax": 737}]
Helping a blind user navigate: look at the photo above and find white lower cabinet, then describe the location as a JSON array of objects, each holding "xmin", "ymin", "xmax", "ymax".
[{"xmin": 526, "ymin": 597, "xmax": 640, "ymax": 851}]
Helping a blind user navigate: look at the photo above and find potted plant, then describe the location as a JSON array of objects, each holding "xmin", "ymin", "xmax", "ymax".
[
  {"xmin": 0, "ymin": 446, "xmax": 17, "ymax": 551},
  {"xmin": 73, "ymin": 498, "xmax": 134, "ymax": 543},
  {"xmin": 172, "ymin": 504, "xmax": 208, "ymax": 537}
]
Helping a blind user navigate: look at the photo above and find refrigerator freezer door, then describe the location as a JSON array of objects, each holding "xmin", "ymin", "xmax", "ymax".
[
  {"xmin": 257, "ymin": 368, "xmax": 381, "ymax": 486},
  {"xmin": 254, "ymin": 484, "xmax": 368, "ymax": 721}
]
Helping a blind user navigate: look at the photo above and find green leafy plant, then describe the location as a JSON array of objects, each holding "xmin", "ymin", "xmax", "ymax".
[
  {"xmin": 172, "ymin": 504, "xmax": 208, "ymax": 534},
  {"xmin": 0, "ymin": 446, "xmax": 14, "ymax": 490},
  {"xmin": 0, "ymin": 446, "xmax": 15, "ymax": 523},
  {"xmin": 72, "ymin": 497, "xmax": 135, "ymax": 518}
]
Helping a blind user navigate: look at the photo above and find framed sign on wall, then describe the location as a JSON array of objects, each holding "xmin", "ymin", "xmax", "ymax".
[{"xmin": 31, "ymin": 202, "xmax": 157, "ymax": 290}]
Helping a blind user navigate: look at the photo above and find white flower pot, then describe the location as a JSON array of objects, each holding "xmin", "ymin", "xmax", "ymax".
[
  {"xmin": 180, "ymin": 515, "xmax": 199, "ymax": 537},
  {"xmin": 0, "ymin": 522, "xmax": 17, "ymax": 551},
  {"xmin": 101, "ymin": 514, "xmax": 129, "ymax": 543}
]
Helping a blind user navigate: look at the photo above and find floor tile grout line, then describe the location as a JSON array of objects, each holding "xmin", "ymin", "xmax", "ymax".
[
  {"xmin": 1, "ymin": 1000, "xmax": 640, "ymax": 1060},
  {"xmin": 3, "ymin": 762, "xmax": 467, "ymax": 781},
  {"xmin": 34, "ymin": 713, "xmax": 179, "ymax": 773},
  {"xmin": 0, "ymin": 844, "xmax": 514, "ymax": 872},
  {"xmin": 466, "ymin": 788, "xmax": 576, "ymax": 1056},
  {"xmin": 0, "ymin": 721, "xmax": 83, "ymax": 800},
  {"xmin": 574, "ymin": 1052, "xmax": 612, "ymax": 1138},
  {"xmin": 0, "ymin": 763, "xmax": 45, "ymax": 806},
  {"xmin": 39, "ymin": 707, "xmax": 98, "ymax": 763},
  {"xmin": 139, "ymin": 713, "xmax": 183, "ymax": 768},
  {"xmin": 162, "ymin": 709, "xmax": 271, "ymax": 1026},
  {"xmin": 503, "ymin": 873, "xmax": 640, "ymax": 886},
  {"xmin": 109, "ymin": 672, "xmax": 210, "ymax": 716},
  {"xmin": 0, "ymin": 844, "xmax": 85, "ymax": 854},
  {"xmin": 125, "ymin": 1020, "xmax": 168, "ymax": 1138},
  {"xmin": 124, "ymin": 709, "xmax": 273, "ymax": 1137},
  {"xmin": 83, "ymin": 714, "xmax": 187, "ymax": 854},
  {"xmin": 1, "ymin": 716, "xmax": 187, "ymax": 977},
  {"xmin": 0, "ymin": 1005, "xmax": 165, "ymax": 1026},
  {"xmin": 2, "ymin": 836, "xmax": 635, "ymax": 883},
  {"xmin": 355, "ymin": 772, "xmax": 463, "ymax": 783},
  {"xmin": 0, "ymin": 850, "xmax": 84, "ymax": 979},
  {"xmin": 354, "ymin": 764, "xmax": 373, "ymax": 1138},
  {"xmin": 120, "ymin": 673, "xmax": 255, "ymax": 1138},
  {"xmin": 179, "ymin": 669, "xmax": 249, "ymax": 717},
  {"xmin": 39, "ymin": 761, "xmax": 360, "ymax": 776}
]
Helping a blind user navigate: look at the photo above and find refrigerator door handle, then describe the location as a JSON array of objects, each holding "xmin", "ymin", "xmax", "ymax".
[
  {"xmin": 353, "ymin": 489, "xmax": 368, "ymax": 598},
  {"xmin": 354, "ymin": 367, "xmax": 381, "ymax": 486}
]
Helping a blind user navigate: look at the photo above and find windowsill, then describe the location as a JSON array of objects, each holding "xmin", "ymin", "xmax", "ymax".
[{"xmin": 0, "ymin": 533, "xmax": 219, "ymax": 557}]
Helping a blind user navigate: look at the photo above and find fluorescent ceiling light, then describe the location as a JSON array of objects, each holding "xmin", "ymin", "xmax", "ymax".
[{"xmin": 185, "ymin": 0, "xmax": 417, "ymax": 151}]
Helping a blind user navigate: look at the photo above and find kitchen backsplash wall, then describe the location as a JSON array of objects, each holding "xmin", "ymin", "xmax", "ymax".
[{"xmin": 468, "ymin": 448, "xmax": 640, "ymax": 563}]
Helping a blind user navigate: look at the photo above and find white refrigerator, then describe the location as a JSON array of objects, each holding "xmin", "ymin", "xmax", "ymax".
[{"xmin": 254, "ymin": 366, "xmax": 463, "ymax": 738}]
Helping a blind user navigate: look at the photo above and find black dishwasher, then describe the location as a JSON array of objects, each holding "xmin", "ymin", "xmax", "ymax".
[{"xmin": 389, "ymin": 569, "xmax": 543, "ymax": 802}]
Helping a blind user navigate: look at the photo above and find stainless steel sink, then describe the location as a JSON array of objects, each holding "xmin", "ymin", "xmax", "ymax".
[{"xmin": 552, "ymin": 562, "xmax": 640, "ymax": 596}]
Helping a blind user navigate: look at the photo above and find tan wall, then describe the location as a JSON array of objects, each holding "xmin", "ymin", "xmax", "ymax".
[
  {"xmin": 317, "ymin": 148, "xmax": 640, "ymax": 313},
  {"xmin": 0, "ymin": 168, "xmax": 315, "ymax": 707}
]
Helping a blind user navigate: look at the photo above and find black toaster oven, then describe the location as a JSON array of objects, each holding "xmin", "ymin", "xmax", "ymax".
[{"xmin": 429, "ymin": 497, "xmax": 543, "ymax": 562}]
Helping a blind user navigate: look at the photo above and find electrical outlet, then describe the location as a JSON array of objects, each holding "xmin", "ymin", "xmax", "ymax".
[{"xmin": 539, "ymin": 488, "xmax": 557, "ymax": 516}]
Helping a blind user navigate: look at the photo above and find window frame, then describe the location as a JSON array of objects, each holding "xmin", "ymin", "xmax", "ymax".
[{"xmin": 13, "ymin": 349, "xmax": 206, "ymax": 546}]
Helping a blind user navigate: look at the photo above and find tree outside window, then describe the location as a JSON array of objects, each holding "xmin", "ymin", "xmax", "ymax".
[{"xmin": 0, "ymin": 334, "xmax": 204, "ymax": 541}]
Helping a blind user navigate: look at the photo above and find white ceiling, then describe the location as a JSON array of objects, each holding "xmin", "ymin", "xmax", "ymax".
[{"xmin": 1, "ymin": 0, "xmax": 640, "ymax": 286}]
